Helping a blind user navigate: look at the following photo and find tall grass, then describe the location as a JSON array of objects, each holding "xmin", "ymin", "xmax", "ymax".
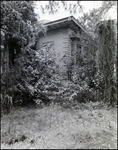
[{"xmin": 1, "ymin": 102, "xmax": 117, "ymax": 149}]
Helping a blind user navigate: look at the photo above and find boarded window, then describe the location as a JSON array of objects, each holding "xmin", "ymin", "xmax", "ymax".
[{"xmin": 41, "ymin": 41, "xmax": 55, "ymax": 64}]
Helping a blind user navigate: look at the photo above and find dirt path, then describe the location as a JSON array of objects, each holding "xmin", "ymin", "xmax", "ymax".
[{"xmin": 1, "ymin": 103, "xmax": 117, "ymax": 149}]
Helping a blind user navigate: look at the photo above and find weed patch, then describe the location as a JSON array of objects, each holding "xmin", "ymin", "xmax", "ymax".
[{"xmin": 1, "ymin": 103, "xmax": 117, "ymax": 149}]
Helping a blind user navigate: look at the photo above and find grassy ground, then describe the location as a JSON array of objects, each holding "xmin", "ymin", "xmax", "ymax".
[{"xmin": 1, "ymin": 102, "xmax": 117, "ymax": 149}]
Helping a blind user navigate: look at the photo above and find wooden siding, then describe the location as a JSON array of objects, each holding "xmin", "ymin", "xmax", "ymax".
[{"xmin": 36, "ymin": 26, "xmax": 82, "ymax": 79}]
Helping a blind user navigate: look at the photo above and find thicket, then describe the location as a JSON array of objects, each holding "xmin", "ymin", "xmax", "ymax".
[
  {"xmin": 1, "ymin": 1, "xmax": 117, "ymax": 113},
  {"xmin": 1, "ymin": 42, "xmax": 98, "ymax": 110},
  {"xmin": 95, "ymin": 20, "xmax": 117, "ymax": 106},
  {"xmin": 0, "ymin": 1, "xmax": 44, "ymax": 112}
]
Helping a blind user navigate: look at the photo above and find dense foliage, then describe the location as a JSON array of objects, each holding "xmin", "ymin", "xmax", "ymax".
[
  {"xmin": 95, "ymin": 20, "xmax": 117, "ymax": 106},
  {"xmin": 1, "ymin": 1, "xmax": 117, "ymax": 113},
  {"xmin": 0, "ymin": 1, "xmax": 45, "ymax": 111},
  {"xmin": 1, "ymin": 1, "xmax": 38, "ymax": 47}
]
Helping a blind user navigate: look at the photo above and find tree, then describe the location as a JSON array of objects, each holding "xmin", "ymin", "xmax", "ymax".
[
  {"xmin": 0, "ymin": 1, "xmax": 47, "ymax": 110},
  {"xmin": 40, "ymin": 1, "xmax": 83, "ymax": 15},
  {"xmin": 95, "ymin": 19, "xmax": 117, "ymax": 106},
  {"xmin": 1, "ymin": 1, "xmax": 38, "ymax": 47}
]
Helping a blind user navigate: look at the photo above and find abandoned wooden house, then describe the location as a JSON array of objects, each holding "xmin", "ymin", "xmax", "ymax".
[
  {"xmin": 36, "ymin": 16, "xmax": 86, "ymax": 80},
  {"xmin": 1, "ymin": 16, "xmax": 88, "ymax": 81}
]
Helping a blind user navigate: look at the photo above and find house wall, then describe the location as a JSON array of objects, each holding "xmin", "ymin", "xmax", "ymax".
[
  {"xmin": 36, "ymin": 27, "xmax": 82, "ymax": 79},
  {"xmin": 68, "ymin": 28, "xmax": 81, "ymax": 66},
  {"xmin": 36, "ymin": 27, "xmax": 71, "ymax": 79}
]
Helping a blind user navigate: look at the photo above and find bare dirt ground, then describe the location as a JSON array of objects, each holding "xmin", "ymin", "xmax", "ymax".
[{"xmin": 1, "ymin": 102, "xmax": 117, "ymax": 149}]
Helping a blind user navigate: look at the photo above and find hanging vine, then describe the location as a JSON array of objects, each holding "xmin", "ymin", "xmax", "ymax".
[{"xmin": 96, "ymin": 19, "xmax": 117, "ymax": 106}]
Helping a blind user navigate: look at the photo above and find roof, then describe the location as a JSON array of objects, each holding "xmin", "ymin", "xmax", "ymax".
[
  {"xmin": 39, "ymin": 20, "xmax": 51, "ymax": 24},
  {"xmin": 44, "ymin": 16, "xmax": 85, "ymax": 32}
]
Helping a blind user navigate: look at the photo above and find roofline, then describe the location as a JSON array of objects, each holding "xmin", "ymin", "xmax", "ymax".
[
  {"xmin": 44, "ymin": 15, "xmax": 86, "ymax": 32},
  {"xmin": 44, "ymin": 16, "xmax": 73, "ymax": 25},
  {"xmin": 70, "ymin": 16, "xmax": 87, "ymax": 33}
]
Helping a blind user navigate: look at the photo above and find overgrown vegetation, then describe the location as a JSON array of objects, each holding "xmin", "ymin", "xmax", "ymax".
[
  {"xmin": 95, "ymin": 20, "xmax": 117, "ymax": 106},
  {"xmin": 1, "ymin": 1, "xmax": 117, "ymax": 149},
  {"xmin": 0, "ymin": 1, "xmax": 46, "ymax": 111},
  {"xmin": 1, "ymin": 103, "xmax": 117, "ymax": 149},
  {"xmin": 0, "ymin": 1, "xmax": 117, "ymax": 113}
]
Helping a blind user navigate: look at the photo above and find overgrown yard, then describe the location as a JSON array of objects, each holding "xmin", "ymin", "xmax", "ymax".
[{"xmin": 1, "ymin": 102, "xmax": 117, "ymax": 149}]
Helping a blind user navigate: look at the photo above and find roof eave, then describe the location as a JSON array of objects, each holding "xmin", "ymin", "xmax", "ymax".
[{"xmin": 44, "ymin": 16, "xmax": 85, "ymax": 32}]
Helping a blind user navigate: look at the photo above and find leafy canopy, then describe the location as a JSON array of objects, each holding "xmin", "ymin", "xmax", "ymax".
[{"xmin": 1, "ymin": 1, "xmax": 38, "ymax": 46}]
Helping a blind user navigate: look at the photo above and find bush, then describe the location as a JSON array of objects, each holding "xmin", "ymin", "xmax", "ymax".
[
  {"xmin": 7, "ymin": 45, "xmax": 59, "ymax": 106},
  {"xmin": 2, "ymin": 45, "xmax": 98, "ymax": 108}
]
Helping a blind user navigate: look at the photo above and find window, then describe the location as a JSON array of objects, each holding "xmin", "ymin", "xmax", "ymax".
[
  {"xmin": 71, "ymin": 41, "xmax": 74, "ymax": 65},
  {"xmin": 76, "ymin": 44, "xmax": 81, "ymax": 64},
  {"xmin": 77, "ymin": 44, "xmax": 81, "ymax": 55},
  {"xmin": 41, "ymin": 41, "xmax": 55, "ymax": 64}
]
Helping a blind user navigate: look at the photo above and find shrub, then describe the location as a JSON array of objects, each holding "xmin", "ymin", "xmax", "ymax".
[{"xmin": 8, "ymin": 45, "xmax": 59, "ymax": 106}]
